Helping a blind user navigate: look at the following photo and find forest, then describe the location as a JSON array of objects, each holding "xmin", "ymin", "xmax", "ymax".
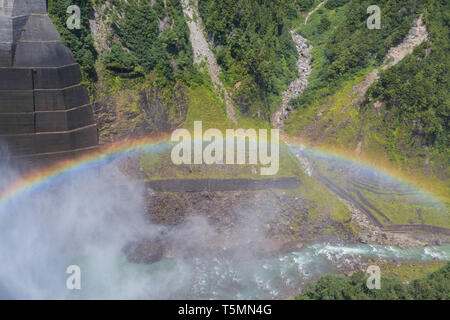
[
  {"xmin": 289, "ymin": 0, "xmax": 448, "ymax": 154},
  {"xmin": 48, "ymin": 0, "xmax": 98, "ymax": 87},
  {"xmin": 47, "ymin": 0, "xmax": 449, "ymax": 172},
  {"xmin": 368, "ymin": 0, "xmax": 449, "ymax": 149},
  {"xmin": 49, "ymin": 0, "xmax": 198, "ymax": 92},
  {"xmin": 198, "ymin": 0, "xmax": 302, "ymax": 119},
  {"xmin": 295, "ymin": 262, "xmax": 450, "ymax": 300}
]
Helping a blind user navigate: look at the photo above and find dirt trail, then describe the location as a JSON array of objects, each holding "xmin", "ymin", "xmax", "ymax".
[
  {"xmin": 304, "ymin": 1, "xmax": 327, "ymax": 25},
  {"xmin": 181, "ymin": 0, "xmax": 237, "ymax": 124}
]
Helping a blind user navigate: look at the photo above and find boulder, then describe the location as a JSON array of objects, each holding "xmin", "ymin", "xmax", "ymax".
[{"xmin": 123, "ymin": 238, "xmax": 165, "ymax": 264}]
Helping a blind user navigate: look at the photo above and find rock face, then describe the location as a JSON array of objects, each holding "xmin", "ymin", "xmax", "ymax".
[
  {"xmin": 0, "ymin": 0, "xmax": 98, "ymax": 163},
  {"xmin": 181, "ymin": 0, "xmax": 237, "ymax": 124}
]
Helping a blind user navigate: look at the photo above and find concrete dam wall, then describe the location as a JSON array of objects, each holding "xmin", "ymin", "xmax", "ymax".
[{"xmin": 0, "ymin": 0, "xmax": 98, "ymax": 163}]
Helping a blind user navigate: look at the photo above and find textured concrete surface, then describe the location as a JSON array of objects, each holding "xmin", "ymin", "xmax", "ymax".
[{"xmin": 0, "ymin": 1, "xmax": 98, "ymax": 163}]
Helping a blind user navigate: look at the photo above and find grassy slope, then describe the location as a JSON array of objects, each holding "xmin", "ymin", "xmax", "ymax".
[
  {"xmin": 377, "ymin": 260, "xmax": 447, "ymax": 282},
  {"xmin": 294, "ymin": 261, "xmax": 450, "ymax": 299},
  {"xmin": 284, "ymin": 1, "xmax": 449, "ymax": 226},
  {"xmin": 285, "ymin": 71, "xmax": 449, "ymax": 227}
]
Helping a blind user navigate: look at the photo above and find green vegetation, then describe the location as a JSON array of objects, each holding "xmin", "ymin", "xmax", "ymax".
[
  {"xmin": 46, "ymin": 0, "xmax": 448, "ymax": 228},
  {"xmin": 285, "ymin": 0, "xmax": 449, "ymax": 199},
  {"xmin": 349, "ymin": 187, "xmax": 450, "ymax": 227},
  {"xmin": 47, "ymin": 0, "xmax": 448, "ymax": 169},
  {"xmin": 368, "ymin": 0, "xmax": 449, "ymax": 150},
  {"xmin": 82, "ymin": 0, "xmax": 223, "ymax": 141},
  {"xmin": 49, "ymin": 0, "xmax": 204, "ymax": 103},
  {"xmin": 103, "ymin": 0, "xmax": 196, "ymax": 86},
  {"xmin": 184, "ymin": 75, "xmax": 233, "ymax": 129},
  {"xmin": 48, "ymin": 0, "xmax": 98, "ymax": 92},
  {"xmin": 377, "ymin": 260, "xmax": 447, "ymax": 282},
  {"xmin": 295, "ymin": 262, "xmax": 450, "ymax": 299},
  {"xmin": 307, "ymin": 153, "xmax": 450, "ymax": 228},
  {"xmin": 198, "ymin": 0, "xmax": 302, "ymax": 119},
  {"xmin": 290, "ymin": 0, "xmax": 421, "ymax": 108},
  {"xmin": 139, "ymin": 141, "xmax": 303, "ymax": 180}
]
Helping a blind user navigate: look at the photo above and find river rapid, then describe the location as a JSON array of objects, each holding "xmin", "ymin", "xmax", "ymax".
[{"xmin": 52, "ymin": 243, "xmax": 450, "ymax": 299}]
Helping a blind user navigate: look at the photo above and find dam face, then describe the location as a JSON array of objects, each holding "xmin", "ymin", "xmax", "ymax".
[{"xmin": 0, "ymin": 0, "xmax": 98, "ymax": 164}]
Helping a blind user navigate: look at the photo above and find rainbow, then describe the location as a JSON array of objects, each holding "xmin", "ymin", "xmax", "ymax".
[
  {"xmin": 284, "ymin": 136, "xmax": 449, "ymax": 204},
  {"xmin": 0, "ymin": 134, "xmax": 448, "ymax": 209},
  {"xmin": 0, "ymin": 135, "xmax": 171, "ymax": 208}
]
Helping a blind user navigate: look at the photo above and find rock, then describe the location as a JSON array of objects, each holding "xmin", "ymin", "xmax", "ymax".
[
  {"xmin": 123, "ymin": 238, "xmax": 164, "ymax": 264},
  {"xmin": 147, "ymin": 188, "xmax": 156, "ymax": 197}
]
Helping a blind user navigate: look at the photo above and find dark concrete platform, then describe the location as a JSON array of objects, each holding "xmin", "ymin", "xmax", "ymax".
[{"xmin": 145, "ymin": 177, "xmax": 301, "ymax": 192}]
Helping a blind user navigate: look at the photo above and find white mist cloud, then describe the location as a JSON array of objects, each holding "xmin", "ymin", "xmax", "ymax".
[
  {"xmin": 0, "ymin": 146, "xmax": 219, "ymax": 299},
  {"xmin": 1, "ymin": 139, "xmax": 337, "ymax": 299}
]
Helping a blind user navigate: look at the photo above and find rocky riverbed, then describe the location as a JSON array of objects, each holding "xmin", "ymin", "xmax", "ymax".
[{"xmin": 272, "ymin": 31, "xmax": 312, "ymax": 128}]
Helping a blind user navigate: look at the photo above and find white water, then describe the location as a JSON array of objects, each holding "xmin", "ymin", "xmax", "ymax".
[{"xmin": 65, "ymin": 243, "xmax": 450, "ymax": 299}]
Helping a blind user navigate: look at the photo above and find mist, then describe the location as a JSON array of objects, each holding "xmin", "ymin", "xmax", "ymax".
[
  {"xmin": 0, "ymin": 151, "xmax": 286, "ymax": 299},
  {"xmin": 1, "ymin": 149, "xmax": 449, "ymax": 299}
]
